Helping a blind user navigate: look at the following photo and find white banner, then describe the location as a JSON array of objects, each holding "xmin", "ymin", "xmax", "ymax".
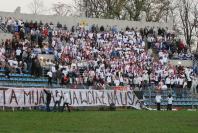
[{"xmin": 0, "ymin": 88, "xmax": 141, "ymax": 109}]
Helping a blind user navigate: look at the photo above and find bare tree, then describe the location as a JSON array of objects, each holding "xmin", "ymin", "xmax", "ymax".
[
  {"xmin": 29, "ymin": 0, "xmax": 44, "ymax": 15},
  {"xmin": 74, "ymin": 0, "xmax": 172, "ymax": 22},
  {"xmin": 177, "ymin": 0, "xmax": 198, "ymax": 48},
  {"xmin": 78, "ymin": 0, "xmax": 126, "ymax": 19},
  {"xmin": 124, "ymin": 0, "xmax": 146, "ymax": 21},
  {"xmin": 82, "ymin": 0, "xmax": 104, "ymax": 18},
  {"xmin": 143, "ymin": 0, "xmax": 171, "ymax": 22},
  {"xmin": 52, "ymin": 2, "xmax": 72, "ymax": 16}
]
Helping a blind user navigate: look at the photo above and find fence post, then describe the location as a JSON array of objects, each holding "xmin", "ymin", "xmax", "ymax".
[
  {"xmin": 42, "ymin": 67, "xmax": 45, "ymax": 88},
  {"xmin": 191, "ymin": 92, "xmax": 194, "ymax": 109}
]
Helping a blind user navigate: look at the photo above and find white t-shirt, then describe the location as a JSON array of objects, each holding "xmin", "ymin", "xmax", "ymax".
[
  {"xmin": 156, "ymin": 95, "xmax": 162, "ymax": 103},
  {"xmin": 143, "ymin": 74, "xmax": 149, "ymax": 81},
  {"xmin": 63, "ymin": 92, "xmax": 70, "ymax": 103},
  {"xmin": 168, "ymin": 69, "xmax": 174, "ymax": 75},
  {"xmin": 107, "ymin": 76, "xmax": 112, "ymax": 83},
  {"xmin": 47, "ymin": 71, "xmax": 53, "ymax": 78},
  {"xmin": 179, "ymin": 78, "xmax": 184, "ymax": 85},
  {"xmin": 88, "ymin": 33, "xmax": 93, "ymax": 39},
  {"xmin": 187, "ymin": 74, "xmax": 192, "ymax": 81},
  {"xmin": 55, "ymin": 92, "xmax": 61, "ymax": 102},
  {"xmin": 162, "ymin": 85, "xmax": 168, "ymax": 90},
  {"xmin": 170, "ymin": 78, "xmax": 175, "ymax": 85},
  {"xmin": 62, "ymin": 69, "xmax": 68, "ymax": 76},
  {"xmin": 175, "ymin": 78, "xmax": 180, "ymax": 85},
  {"xmin": 137, "ymin": 76, "xmax": 143, "ymax": 85},
  {"xmin": 165, "ymin": 77, "xmax": 171, "ymax": 84},
  {"xmin": 133, "ymin": 77, "xmax": 138, "ymax": 85},
  {"xmin": 120, "ymin": 77, "xmax": 124, "ymax": 83},
  {"xmin": 114, "ymin": 79, "xmax": 120, "ymax": 86},
  {"xmin": 0, "ymin": 48, "xmax": 5, "ymax": 54},
  {"xmin": 8, "ymin": 60, "xmax": 18, "ymax": 68},
  {"xmin": 168, "ymin": 97, "xmax": 173, "ymax": 104},
  {"xmin": 51, "ymin": 66, "xmax": 56, "ymax": 73},
  {"xmin": 16, "ymin": 49, "xmax": 22, "ymax": 56}
]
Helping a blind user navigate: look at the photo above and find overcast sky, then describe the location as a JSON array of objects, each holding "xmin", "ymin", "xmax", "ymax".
[{"xmin": 0, "ymin": 0, "xmax": 74, "ymax": 14}]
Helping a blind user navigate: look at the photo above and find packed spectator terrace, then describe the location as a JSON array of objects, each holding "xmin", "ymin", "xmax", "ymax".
[{"xmin": 0, "ymin": 16, "xmax": 197, "ymax": 102}]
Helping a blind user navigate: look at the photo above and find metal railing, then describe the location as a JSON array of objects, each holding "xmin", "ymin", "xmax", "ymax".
[
  {"xmin": 0, "ymin": 24, "xmax": 8, "ymax": 33},
  {"xmin": 143, "ymin": 86, "xmax": 198, "ymax": 108}
]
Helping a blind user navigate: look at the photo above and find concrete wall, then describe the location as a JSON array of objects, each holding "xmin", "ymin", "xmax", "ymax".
[
  {"xmin": 0, "ymin": 32, "xmax": 12, "ymax": 41},
  {"xmin": 169, "ymin": 60, "xmax": 193, "ymax": 67},
  {"xmin": 0, "ymin": 11, "xmax": 173, "ymax": 30},
  {"xmin": 38, "ymin": 54, "xmax": 54, "ymax": 61}
]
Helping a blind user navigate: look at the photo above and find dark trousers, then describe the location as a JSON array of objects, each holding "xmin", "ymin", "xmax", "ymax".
[
  {"xmin": 5, "ymin": 72, "xmax": 10, "ymax": 79},
  {"xmin": 176, "ymin": 86, "xmax": 183, "ymax": 98},
  {"xmin": 61, "ymin": 102, "xmax": 71, "ymax": 112},
  {"xmin": 166, "ymin": 84, "xmax": 171, "ymax": 88},
  {"xmin": 16, "ymin": 55, "xmax": 22, "ymax": 62},
  {"xmin": 157, "ymin": 103, "xmax": 161, "ymax": 111},
  {"xmin": 46, "ymin": 102, "xmax": 50, "ymax": 112},
  {"xmin": 48, "ymin": 77, "xmax": 52, "ymax": 87},
  {"xmin": 171, "ymin": 84, "xmax": 174, "ymax": 89},
  {"xmin": 187, "ymin": 81, "xmax": 192, "ymax": 89},
  {"xmin": 167, "ymin": 104, "xmax": 172, "ymax": 111},
  {"xmin": 53, "ymin": 101, "xmax": 60, "ymax": 111}
]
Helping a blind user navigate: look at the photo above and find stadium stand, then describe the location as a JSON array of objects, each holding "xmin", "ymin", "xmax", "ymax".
[{"xmin": 0, "ymin": 14, "xmax": 197, "ymax": 108}]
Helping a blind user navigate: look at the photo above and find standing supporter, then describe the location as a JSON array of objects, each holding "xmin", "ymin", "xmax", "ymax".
[
  {"xmin": 155, "ymin": 93, "xmax": 162, "ymax": 111},
  {"xmin": 191, "ymin": 75, "xmax": 198, "ymax": 94},
  {"xmin": 47, "ymin": 70, "xmax": 53, "ymax": 87},
  {"xmin": 16, "ymin": 47, "xmax": 22, "ymax": 61},
  {"xmin": 56, "ymin": 69, "xmax": 62, "ymax": 85},
  {"xmin": 44, "ymin": 89, "xmax": 52, "ymax": 112},
  {"xmin": 4, "ymin": 63, "xmax": 10, "ymax": 79},
  {"xmin": 53, "ymin": 91, "xmax": 62, "ymax": 112},
  {"xmin": 167, "ymin": 94, "xmax": 173, "ymax": 111},
  {"xmin": 61, "ymin": 92, "xmax": 71, "ymax": 112},
  {"xmin": 165, "ymin": 76, "xmax": 171, "ymax": 89}
]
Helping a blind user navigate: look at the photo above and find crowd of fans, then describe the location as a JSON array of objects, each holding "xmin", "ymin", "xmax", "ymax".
[{"xmin": 0, "ymin": 16, "xmax": 197, "ymax": 94}]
